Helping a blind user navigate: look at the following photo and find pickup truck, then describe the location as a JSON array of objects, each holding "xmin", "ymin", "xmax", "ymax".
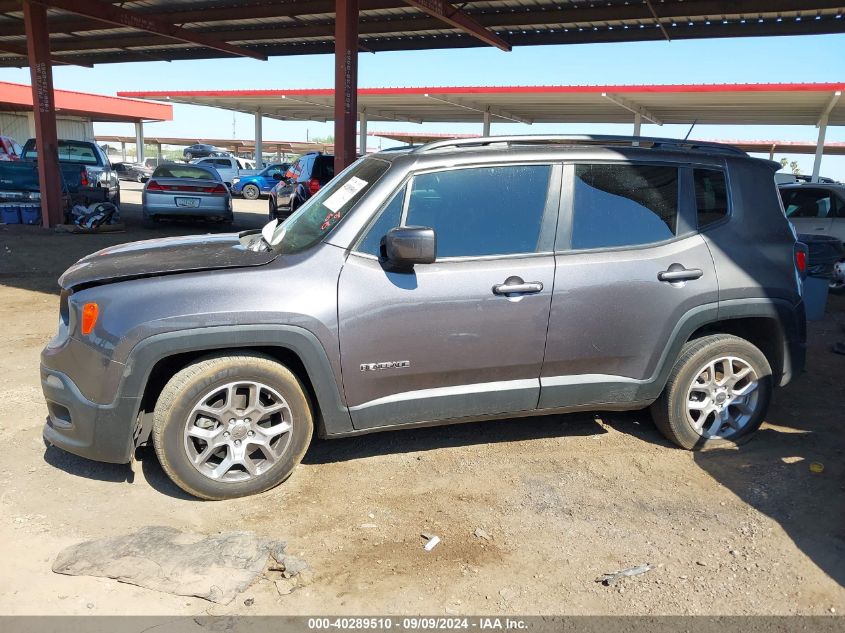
[
  {"xmin": 190, "ymin": 156, "xmax": 259, "ymax": 187},
  {"xmin": 21, "ymin": 139, "xmax": 120, "ymax": 206},
  {"xmin": 0, "ymin": 156, "xmax": 87, "ymax": 208}
]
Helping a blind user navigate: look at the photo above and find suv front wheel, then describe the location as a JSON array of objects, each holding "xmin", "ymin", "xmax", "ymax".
[
  {"xmin": 650, "ymin": 334, "xmax": 772, "ymax": 450},
  {"xmin": 152, "ymin": 352, "xmax": 313, "ymax": 500}
]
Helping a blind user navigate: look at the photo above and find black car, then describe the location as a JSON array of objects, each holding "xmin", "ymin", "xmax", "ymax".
[
  {"xmin": 113, "ymin": 162, "xmax": 152, "ymax": 183},
  {"xmin": 286, "ymin": 152, "xmax": 335, "ymax": 212},
  {"xmin": 183, "ymin": 144, "xmax": 225, "ymax": 161}
]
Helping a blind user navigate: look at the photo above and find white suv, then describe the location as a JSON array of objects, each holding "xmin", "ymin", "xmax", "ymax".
[{"xmin": 780, "ymin": 182, "xmax": 845, "ymax": 292}]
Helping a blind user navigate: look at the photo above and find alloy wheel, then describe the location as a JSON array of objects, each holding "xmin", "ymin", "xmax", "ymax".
[
  {"xmin": 685, "ymin": 356, "xmax": 760, "ymax": 439},
  {"xmin": 183, "ymin": 380, "xmax": 293, "ymax": 482}
]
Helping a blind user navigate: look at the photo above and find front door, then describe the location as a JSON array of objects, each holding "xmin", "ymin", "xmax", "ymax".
[
  {"xmin": 338, "ymin": 163, "xmax": 561, "ymax": 430},
  {"xmin": 539, "ymin": 162, "xmax": 719, "ymax": 409}
]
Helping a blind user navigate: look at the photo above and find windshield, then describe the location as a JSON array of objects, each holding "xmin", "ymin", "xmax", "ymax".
[{"xmin": 269, "ymin": 157, "xmax": 390, "ymax": 253}]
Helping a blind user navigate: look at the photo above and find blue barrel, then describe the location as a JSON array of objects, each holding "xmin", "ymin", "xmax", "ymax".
[
  {"xmin": 20, "ymin": 203, "xmax": 41, "ymax": 225},
  {"xmin": 803, "ymin": 275, "xmax": 829, "ymax": 321},
  {"xmin": 0, "ymin": 203, "xmax": 21, "ymax": 224}
]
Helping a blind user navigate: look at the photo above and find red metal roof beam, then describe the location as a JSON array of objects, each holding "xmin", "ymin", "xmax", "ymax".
[
  {"xmin": 402, "ymin": 0, "xmax": 511, "ymax": 51},
  {"xmin": 36, "ymin": 0, "xmax": 267, "ymax": 61}
]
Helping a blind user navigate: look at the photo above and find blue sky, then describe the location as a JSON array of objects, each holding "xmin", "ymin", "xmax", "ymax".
[{"xmin": 1, "ymin": 32, "xmax": 844, "ymax": 177}]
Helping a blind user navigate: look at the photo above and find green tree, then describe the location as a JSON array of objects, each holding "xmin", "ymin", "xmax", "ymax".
[{"xmin": 780, "ymin": 157, "xmax": 801, "ymax": 175}]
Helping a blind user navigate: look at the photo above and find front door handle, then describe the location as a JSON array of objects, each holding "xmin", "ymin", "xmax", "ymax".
[
  {"xmin": 658, "ymin": 265, "xmax": 703, "ymax": 283},
  {"xmin": 493, "ymin": 277, "xmax": 544, "ymax": 295}
]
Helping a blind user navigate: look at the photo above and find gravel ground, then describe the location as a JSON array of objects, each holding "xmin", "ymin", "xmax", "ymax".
[{"xmin": 0, "ymin": 183, "xmax": 842, "ymax": 616}]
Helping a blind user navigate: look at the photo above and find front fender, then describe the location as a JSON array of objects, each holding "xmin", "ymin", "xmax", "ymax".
[{"xmin": 124, "ymin": 324, "xmax": 353, "ymax": 446}]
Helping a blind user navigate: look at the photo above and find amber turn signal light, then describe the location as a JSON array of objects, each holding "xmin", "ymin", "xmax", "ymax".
[{"xmin": 81, "ymin": 302, "xmax": 99, "ymax": 335}]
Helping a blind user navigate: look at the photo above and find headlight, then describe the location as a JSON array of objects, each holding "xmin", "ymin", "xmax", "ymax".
[{"xmin": 232, "ymin": 178, "xmax": 241, "ymax": 185}]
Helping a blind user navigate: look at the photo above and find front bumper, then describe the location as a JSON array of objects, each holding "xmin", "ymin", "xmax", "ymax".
[{"xmin": 41, "ymin": 366, "xmax": 139, "ymax": 464}]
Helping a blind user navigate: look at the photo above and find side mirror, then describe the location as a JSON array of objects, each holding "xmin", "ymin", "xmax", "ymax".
[
  {"xmin": 272, "ymin": 172, "xmax": 283, "ymax": 181},
  {"xmin": 384, "ymin": 226, "xmax": 436, "ymax": 267}
]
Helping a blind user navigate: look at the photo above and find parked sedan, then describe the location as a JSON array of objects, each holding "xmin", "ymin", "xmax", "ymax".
[
  {"xmin": 113, "ymin": 162, "xmax": 152, "ymax": 183},
  {"xmin": 142, "ymin": 163, "xmax": 232, "ymax": 228}
]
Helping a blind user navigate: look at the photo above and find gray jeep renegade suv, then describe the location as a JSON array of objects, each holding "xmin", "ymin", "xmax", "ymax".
[{"xmin": 41, "ymin": 136, "xmax": 807, "ymax": 499}]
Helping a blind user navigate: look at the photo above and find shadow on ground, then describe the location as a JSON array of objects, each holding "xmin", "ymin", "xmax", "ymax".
[{"xmin": 694, "ymin": 296, "xmax": 845, "ymax": 589}]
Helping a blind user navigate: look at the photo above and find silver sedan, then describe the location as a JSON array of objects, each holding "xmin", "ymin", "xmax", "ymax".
[{"xmin": 142, "ymin": 163, "xmax": 233, "ymax": 227}]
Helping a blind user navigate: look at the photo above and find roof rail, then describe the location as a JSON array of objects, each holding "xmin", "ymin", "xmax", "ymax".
[{"xmin": 411, "ymin": 135, "xmax": 748, "ymax": 157}]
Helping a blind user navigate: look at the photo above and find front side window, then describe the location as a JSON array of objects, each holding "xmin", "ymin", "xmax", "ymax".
[
  {"xmin": 404, "ymin": 164, "xmax": 552, "ymax": 258},
  {"xmin": 571, "ymin": 163, "xmax": 679, "ymax": 250},
  {"xmin": 694, "ymin": 169, "xmax": 729, "ymax": 228}
]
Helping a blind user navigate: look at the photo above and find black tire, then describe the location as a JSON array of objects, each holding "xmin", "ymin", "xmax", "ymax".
[
  {"xmin": 650, "ymin": 334, "xmax": 772, "ymax": 450},
  {"xmin": 142, "ymin": 215, "xmax": 159, "ymax": 229},
  {"xmin": 185, "ymin": 152, "xmax": 193, "ymax": 161},
  {"xmin": 829, "ymin": 258, "xmax": 845, "ymax": 295},
  {"xmin": 152, "ymin": 352, "xmax": 313, "ymax": 500},
  {"xmin": 242, "ymin": 184, "xmax": 260, "ymax": 200}
]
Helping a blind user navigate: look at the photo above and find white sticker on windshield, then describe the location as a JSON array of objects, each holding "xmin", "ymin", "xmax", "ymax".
[{"xmin": 323, "ymin": 176, "xmax": 368, "ymax": 212}]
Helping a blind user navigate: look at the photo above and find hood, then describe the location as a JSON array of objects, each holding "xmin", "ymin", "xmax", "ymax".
[{"xmin": 59, "ymin": 233, "xmax": 278, "ymax": 290}]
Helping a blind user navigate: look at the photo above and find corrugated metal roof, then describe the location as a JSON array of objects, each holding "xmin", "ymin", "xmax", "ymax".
[
  {"xmin": 118, "ymin": 83, "xmax": 845, "ymax": 127},
  {"xmin": 0, "ymin": 1, "xmax": 842, "ymax": 67}
]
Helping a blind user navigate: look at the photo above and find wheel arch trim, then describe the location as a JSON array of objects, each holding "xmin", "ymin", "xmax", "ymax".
[{"xmin": 123, "ymin": 324, "xmax": 353, "ymax": 447}]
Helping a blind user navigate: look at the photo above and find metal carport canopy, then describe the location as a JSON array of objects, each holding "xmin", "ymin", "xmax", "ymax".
[
  {"xmin": 1, "ymin": 1, "xmax": 843, "ymax": 68},
  {"xmin": 118, "ymin": 83, "xmax": 845, "ymax": 126},
  {"xmin": 6, "ymin": 0, "xmax": 844, "ymax": 227}
]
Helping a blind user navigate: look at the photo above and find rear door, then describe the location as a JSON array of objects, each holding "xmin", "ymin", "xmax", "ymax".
[
  {"xmin": 539, "ymin": 162, "xmax": 719, "ymax": 409},
  {"xmin": 338, "ymin": 163, "xmax": 561, "ymax": 430}
]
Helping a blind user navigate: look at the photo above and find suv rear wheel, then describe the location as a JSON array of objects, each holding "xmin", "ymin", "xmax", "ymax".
[
  {"xmin": 650, "ymin": 334, "xmax": 772, "ymax": 450},
  {"xmin": 152, "ymin": 352, "xmax": 313, "ymax": 500}
]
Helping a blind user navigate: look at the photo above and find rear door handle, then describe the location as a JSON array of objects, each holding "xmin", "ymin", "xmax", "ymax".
[
  {"xmin": 493, "ymin": 278, "xmax": 544, "ymax": 295},
  {"xmin": 657, "ymin": 266, "xmax": 703, "ymax": 283}
]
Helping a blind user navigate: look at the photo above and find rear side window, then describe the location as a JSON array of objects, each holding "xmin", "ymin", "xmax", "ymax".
[
  {"xmin": 694, "ymin": 169, "xmax": 729, "ymax": 228},
  {"xmin": 405, "ymin": 164, "xmax": 552, "ymax": 258},
  {"xmin": 572, "ymin": 164, "xmax": 679, "ymax": 250}
]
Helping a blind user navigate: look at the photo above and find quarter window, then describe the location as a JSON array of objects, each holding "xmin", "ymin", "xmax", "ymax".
[
  {"xmin": 694, "ymin": 169, "xmax": 729, "ymax": 228},
  {"xmin": 572, "ymin": 164, "xmax": 679, "ymax": 250},
  {"xmin": 357, "ymin": 186, "xmax": 406, "ymax": 257},
  {"xmin": 404, "ymin": 164, "xmax": 552, "ymax": 258}
]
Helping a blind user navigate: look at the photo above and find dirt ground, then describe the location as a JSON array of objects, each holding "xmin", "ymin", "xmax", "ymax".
[{"xmin": 0, "ymin": 182, "xmax": 843, "ymax": 616}]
